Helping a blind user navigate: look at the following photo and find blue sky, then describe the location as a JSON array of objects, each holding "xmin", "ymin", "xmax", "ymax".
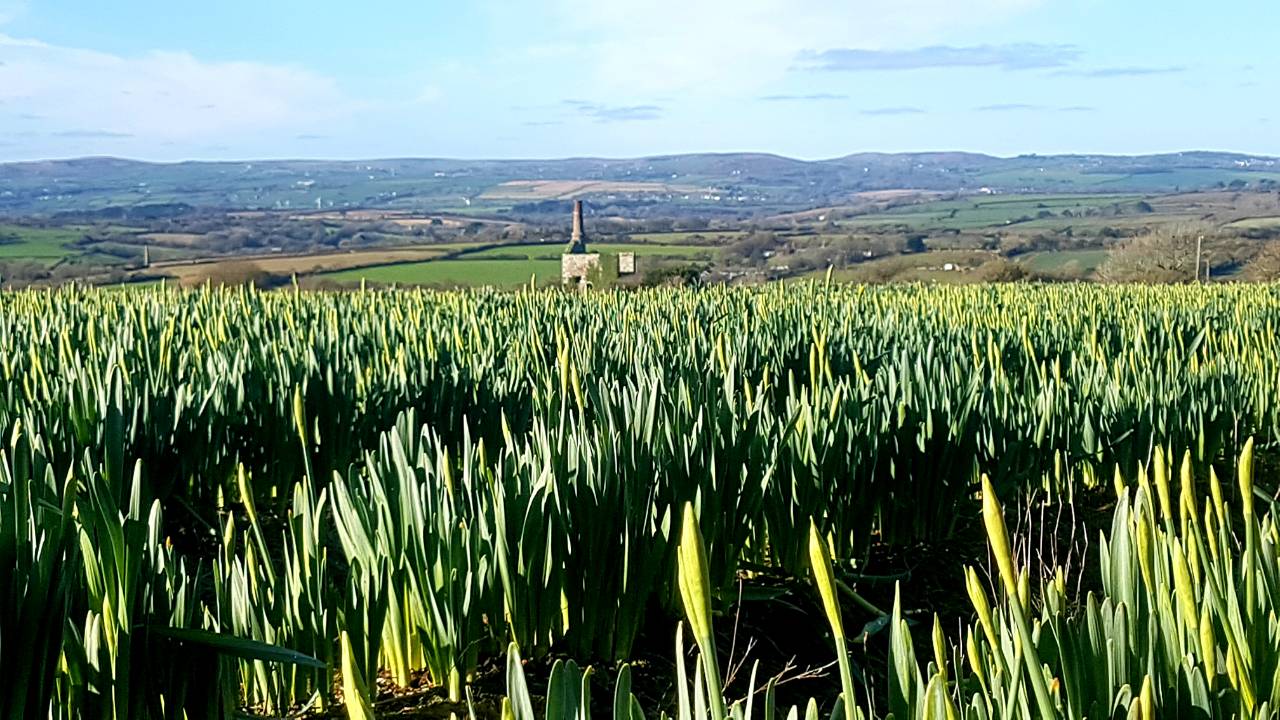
[{"xmin": 0, "ymin": 0, "xmax": 1273, "ymax": 161}]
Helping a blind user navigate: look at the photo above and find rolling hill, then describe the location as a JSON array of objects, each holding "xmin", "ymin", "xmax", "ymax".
[{"xmin": 1, "ymin": 151, "xmax": 1277, "ymax": 216}]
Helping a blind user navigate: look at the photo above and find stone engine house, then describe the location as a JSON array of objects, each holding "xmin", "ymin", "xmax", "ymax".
[{"xmin": 561, "ymin": 200, "xmax": 636, "ymax": 287}]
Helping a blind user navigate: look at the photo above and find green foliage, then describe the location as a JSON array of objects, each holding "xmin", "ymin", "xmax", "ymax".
[
  {"xmin": 929, "ymin": 444, "xmax": 1280, "ymax": 718},
  {"xmin": 2, "ymin": 283, "xmax": 1280, "ymax": 715}
]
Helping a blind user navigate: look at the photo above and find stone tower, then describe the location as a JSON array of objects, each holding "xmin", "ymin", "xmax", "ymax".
[
  {"xmin": 568, "ymin": 199, "xmax": 588, "ymax": 254},
  {"xmin": 562, "ymin": 200, "xmax": 600, "ymax": 285}
]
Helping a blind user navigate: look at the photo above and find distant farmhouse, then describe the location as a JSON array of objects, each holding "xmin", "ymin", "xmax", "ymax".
[{"xmin": 561, "ymin": 200, "xmax": 636, "ymax": 287}]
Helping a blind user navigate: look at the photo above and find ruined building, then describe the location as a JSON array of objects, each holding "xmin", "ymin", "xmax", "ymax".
[{"xmin": 561, "ymin": 200, "xmax": 636, "ymax": 287}]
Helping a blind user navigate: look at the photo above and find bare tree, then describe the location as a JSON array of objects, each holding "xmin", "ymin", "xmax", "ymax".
[
  {"xmin": 972, "ymin": 258, "xmax": 1029, "ymax": 283},
  {"xmin": 186, "ymin": 261, "xmax": 279, "ymax": 289},
  {"xmin": 1244, "ymin": 241, "xmax": 1280, "ymax": 281},
  {"xmin": 1097, "ymin": 224, "xmax": 1213, "ymax": 283}
]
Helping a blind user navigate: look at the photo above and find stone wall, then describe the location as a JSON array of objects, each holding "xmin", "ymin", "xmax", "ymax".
[{"xmin": 561, "ymin": 253, "xmax": 601, "ymax": 285}]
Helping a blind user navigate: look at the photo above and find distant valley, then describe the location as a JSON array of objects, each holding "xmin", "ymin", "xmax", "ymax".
[{"xmin": 2, "ymin": 151, "xmax": 1279, "ymax": 217}]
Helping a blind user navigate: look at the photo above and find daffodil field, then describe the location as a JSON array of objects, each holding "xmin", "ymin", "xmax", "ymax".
[{"xmin": 3, "ymin": 282, "xmax": 1279, "ymax": 718}]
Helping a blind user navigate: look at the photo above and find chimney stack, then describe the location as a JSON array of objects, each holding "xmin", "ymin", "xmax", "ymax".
[{"xmin": 571, "ymin": 200, "xmax": 585, "ymax": 245}]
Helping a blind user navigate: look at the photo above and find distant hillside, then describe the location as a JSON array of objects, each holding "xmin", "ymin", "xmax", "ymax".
[{"xmin": 1, "ymin": 151, "xmax": 1278, "ymax": 216}]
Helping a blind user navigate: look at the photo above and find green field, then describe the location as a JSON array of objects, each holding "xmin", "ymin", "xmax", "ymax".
[
  {"xmin": 1228, "ymin": 216, "xmax": 1280, "ymax": 229},
  {"xmin": 0, "ymin": 225, "xmax": 83, "ymax": 260},
  {"xmin": 325, "ymin": 258, "xmax": 561, "ymax": 286},
  {"xmin": 844, "ymin": 194, "xmax": 1143, "ymax": 230},
  {"xmin": 320, "ymin": 243, "xmax": 710, "ymax": 287},
  {"xmin": 971, "ymin": 169, "xmax": 1132, "ymax": 189},
  {"xmin": 463, "ymin": 242, "xmax": 715, "ymax": 260},
  {"xmin": 1017, "ymin": 249, "xmax": 1111, "ymax": 275}
]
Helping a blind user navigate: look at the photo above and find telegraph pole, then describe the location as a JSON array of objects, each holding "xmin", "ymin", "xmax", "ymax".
[{"xmin": 1195, "ymin": 234, "xmax": 1204, "ymax": 283}]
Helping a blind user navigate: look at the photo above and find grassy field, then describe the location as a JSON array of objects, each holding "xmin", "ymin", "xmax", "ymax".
[
  {"xmin": 1016, "ymin": 248, "xmax": 1110, "ymax": 275},
  {"xmin": 315, "ymin": 241, "xmax": 714, "ymax": 288},
  {"xmin": 324, "ymin": 258, "xmax": 561, "ymax": 286},
  {"xmin": 843, "ymin": 194, "xmax": 1144, "ymax": 230},
  {"xmin": 0, "ymin": 224, "xmax": 83, "ymax": 260},
  {"xmin": 156, "ymin": 246, "xmax": 454, "ymax": 282},
  {"xmin": 462, "ymin": 242, "xmax": 715, "ymax": 260},
  {"xmin": 1228, "ymin": 216, "xmax": 1280, "ymax": 229},
  {"xmin": 820, "ymin": 250, "xmax": 996, "ymax": 282}
]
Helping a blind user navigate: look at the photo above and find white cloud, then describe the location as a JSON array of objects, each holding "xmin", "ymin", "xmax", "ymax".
[
  {"xmin": 0, "ymin": 34, "xmax": 348, "ymax": 150},
  {"xmin": 798, "ymin": 44, "xmax": 1079, "ymax": 72},
  {"xmin": 1055, "ymin": 65, "xmax": 1186, "ymax": 78},
  {"xmin": 564, "ymin": 100, "xmax": 664, "ymax": 122},
  {"xmin": 543, "ymin": 0, "xmax": 1045, "ymax": 97}
]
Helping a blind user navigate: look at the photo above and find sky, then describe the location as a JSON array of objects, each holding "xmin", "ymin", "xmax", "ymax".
[{"xmin": 0, "ymin": 0, "xmax": 1274, "ymax": 162}]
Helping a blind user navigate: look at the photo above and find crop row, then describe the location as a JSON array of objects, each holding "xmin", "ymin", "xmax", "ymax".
[{"xmin": 1, "ymin": 283, "xmax": 1278, "ymax": 716}]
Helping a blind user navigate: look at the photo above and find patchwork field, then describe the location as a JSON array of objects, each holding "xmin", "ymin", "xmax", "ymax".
[
  {"xmin": 479, "ymin": 179, "xmax": 706, "ymax": 200},
  {"xmin": 841, "ymin": 193, "xmax": 1145, "ymax": 230},
  {"xmin": 462, "ymin": 241, "xmax": 716, "ymax": 260},
  {"xmin": 312, "ymin": 242, "xmax": 713, "ymax": 287}
]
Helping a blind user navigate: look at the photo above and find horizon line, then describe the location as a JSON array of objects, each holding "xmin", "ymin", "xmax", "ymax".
[{"xmin": 2, "ymin": 148, "xmax": 1278, "ymax": 167}]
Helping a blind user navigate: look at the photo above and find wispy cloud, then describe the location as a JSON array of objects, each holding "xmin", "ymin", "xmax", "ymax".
[
  {"xmin": 0, "ymin": 32, "xmax": 348, "ymax": 153},
  {"xmin": 593, "ymin": 105, "xmax": 663, "ymax": 122},
  {"xmin": 295, "ymin": 133, "xmax": 327, "ymax": 141},
  {"xmin": 797, "ymin": 43, "xmax": 1080, "ymax": 72},
  {"xmin": 51, "ymin": 129, "xmax": 133, "ymax": 138},
  {"xmin": 972, "ymin": 104, "xmax": 1096, "ymax": 113},
  {"xmin": 1056, "ymin": 65, "xmax": 1185, "ymax": 78},
  {"xmin": 563, "ymin": 99, "xmax": 663, "ymax": 123},
  {"xmin": 975, "ymin": 103, "xmax": 1042, "ymax": 112},
  {"xmin": 545, "ymin": 0, "xmax": 1049, "ymax": 96},
  {"xmin": 760, "ymin": 93, "xmax": 848, "ymax": 102},
  {"xmin": 523, "ymin": 120, "xmax": 563, "ymax": 127},
  {"xmin": 860, "ymin": 106, "xmax": 926, "ymax": 116}
]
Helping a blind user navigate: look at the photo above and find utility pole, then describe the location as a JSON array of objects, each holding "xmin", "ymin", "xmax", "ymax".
[{"xmin": 1195, "ymin": 234, "xmax": 1204, "ymax": 283}]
